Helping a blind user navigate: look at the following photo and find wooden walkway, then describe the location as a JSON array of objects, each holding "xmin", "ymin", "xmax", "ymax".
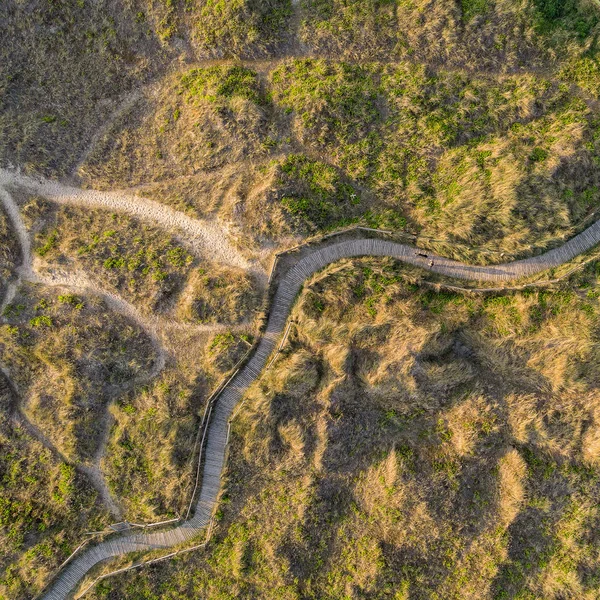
[{"xmin": 40, "ymin": 228, "xmax": 600, "ymax": 600}]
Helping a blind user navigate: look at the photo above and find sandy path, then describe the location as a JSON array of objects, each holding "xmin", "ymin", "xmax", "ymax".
[{"xmin": 0, "ymin": 168, "xmax": 250, "ymax": 269}]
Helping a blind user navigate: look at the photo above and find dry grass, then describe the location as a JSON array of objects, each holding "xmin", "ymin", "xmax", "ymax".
[
  {"xmin": 0, "ymin": 284, "xmax": 157, "ymax": 463},
  {"xmin": 70, "ymin": 51, "xmax": 600, "ymax": 261},
  {"xmin": 74, "ymin": 56, "xmax": 600, "ymax": 262},
  {"xmin": 79, "ymin": 66, "xmax": 270, "ymax": 190},
  {"xmin": 103, "ymin": 365, "xmax": 201, "ymax": 521},
  {"xmin": 87, "ymin": 257, "xmax": 600, "ymax": 599},
  {"xmin": 19, "ymin": 195, "xmax": 261, "ymax": 322},
  {"xmin": 0, "ymin": 374, "xmax": 108, "ymax": 600},
  {"xmin": 0, "ymin": 205, "xmax": 20, "ymax": 295},
  {"xmin": 176, "ymin": 265, "xmax": 260, "ymax": 325},
  {"xmin": 0, "ymin": 0, "xmax": 182, "ymax": 177}
]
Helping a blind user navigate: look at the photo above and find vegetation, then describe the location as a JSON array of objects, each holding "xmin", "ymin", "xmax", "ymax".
[
  {"xmin": 79, "ymin": 65, "xmax": 270, "ymax": 193},
  {"xmin": 0, "ymin": 373, "xmax": 107, "ymax": 600},
  {"xmin": 103, "ymin": 369, "xmax": 199, "ymax": 521},
  {"xmin": 194, "ymin": 0, "xmax": 293, "ymax": 57},
  {"xmin": 180, "ymin": 65, "xmax": 264, "ymax": 105},
  {"xmin": 30, "ymin": 201, "xmax": 194, "ymax": 311},
  {"xmin": 0, "ymin": 207, "xmax": 20, "ymax": 294},
  {"xmin": 6, "ymin": 0, "xmax": 600, "ymax": 597},
  {"xmin": 23, "ymin": 197, "xmax": 262, "ymax": 324},
  {"xmin": 276, "ymin": 154, "xmax": 362, "ymax": 232},
  {"xmin": 300, "ymin": 0, "xmax": 600, "ymax": 67},
  {"xmin": 88, "ymin": 257, "xmax": 600, "ymax": 599},
  {"xmin": 0, "ymin": 285, "xmax": 157, "ymax": 463},
  {"xmin": 103, "ymin": 326, "xmax": 255, "ymax": 521}
]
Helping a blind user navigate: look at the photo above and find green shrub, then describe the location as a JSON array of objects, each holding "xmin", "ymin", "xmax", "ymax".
[
  {"xmin": 35, "ymin": 230, "xmax": 59, "ymax": 257},
  {"xmin": 29, "ymin": 315, "xmax": 53, "ymax": 328},
  {"xmin": 533, "ymin": 0, "xmax": 599, "ymax": 39},
  {"xmin": 461, "ymin": 0, "xmax": 488, "ymax": 21},
  {"xmin": 529, "ymin": 147, "xmax": 549, "ymax": 162},
  {"xmin": 277, "ymin": 154, "xmax": 361, "ymax": 231}
]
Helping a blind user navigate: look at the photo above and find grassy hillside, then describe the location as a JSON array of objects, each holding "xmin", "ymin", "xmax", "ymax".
[
  {"xmin": 87, "ymin": 257, "xmax": 600, "ymax": 600},
  {"xmin": 74, "ymin": 56, "xmax": 600, "ymax": 259},
  {"xmin": 4, "ymin": 0, "xmax": 600, "ymax": 598},
  {"xmin": 0, "ymin": 363, "xmax": 107, "ymax": 600},
  {"xmin": 20, "ymin": 196, "xmax": 260, "ymax": 323},
  {"xmin": 102, "ymin": 326, "xmax": 256, "ymax": 521},
  {"xmin": 300, "ymin": 0, "xmax": 600, "ymax": 67},
  {"xmin": 0, "ymin": 0, "xmax": 178, "ymax": 176},
  {"xmin": 0, "ymin": 285, "xmax": 157, "ymax": 462}
]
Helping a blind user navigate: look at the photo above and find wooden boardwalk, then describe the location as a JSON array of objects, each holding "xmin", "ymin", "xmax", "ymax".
[{"xmin": 40, "ymin": 229, "xmax": 600, "ymax": 600}]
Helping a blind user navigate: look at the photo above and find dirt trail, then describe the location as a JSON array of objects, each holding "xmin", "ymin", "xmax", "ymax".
[
  {"xmin": 0, "ymin": 183, "xmax": 256, "ymax": 522},
  {"xmin": 0, "ymin": 168, "xmax": 251, "ymax": 269},
  {"xmin": 71, "ymin": 89, "xmax": 144, "ymax": 180},
  {"xmin": 1, "ymin": 359, "xmax": 124, "ymax": 518}
]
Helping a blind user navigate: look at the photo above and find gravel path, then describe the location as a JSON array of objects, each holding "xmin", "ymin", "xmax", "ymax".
[{"xmin": 37, "ymin": 225, "xmax": 600, "ymax": 599}]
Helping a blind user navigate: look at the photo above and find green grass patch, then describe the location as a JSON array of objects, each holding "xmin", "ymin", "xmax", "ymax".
[
  {"xmin": 461, "ymin": 0, "xmax": 488, "ymax": 21},
  {"xmin": 180, "ymin": 65, "xmax": 262, "ymax": 105},
  {"xmin": 195, "ymin": 0, "xmax": 292, "ymax": 56},
  {"xmin": 277, "ymin": 154, "xmax": 362, "ymax": 231}
]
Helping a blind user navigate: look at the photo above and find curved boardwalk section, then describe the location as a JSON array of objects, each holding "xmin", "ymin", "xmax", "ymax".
[{"xmin": 41, "ymin": 231, "xmax": 600, "ymax": 600}]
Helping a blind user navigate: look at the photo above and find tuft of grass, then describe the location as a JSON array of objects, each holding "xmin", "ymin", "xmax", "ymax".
[
  {"xmin": 177, "ymin": 266, "xmax": 259, "ymax": 325},
  {"xmin": 194, "ymin": 0, "xmax": 292, "ymax": 57},
  {"xmin": 180, "ymin": 65, "xmax": 263, "ymax": 105},
  {"xmin": 461, "ymin": 0, "xmax": 488, "ymax": 21}
]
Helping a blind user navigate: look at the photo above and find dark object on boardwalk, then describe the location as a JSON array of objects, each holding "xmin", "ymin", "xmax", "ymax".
[{"xmin": 416, "ymin": 251, "xmax": 428, "ymax": 258}]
